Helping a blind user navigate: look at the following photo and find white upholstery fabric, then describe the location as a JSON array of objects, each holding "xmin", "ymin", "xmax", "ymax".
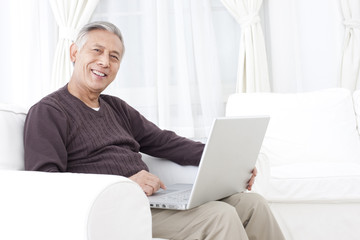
[
  {"xmin": 142, "ymin": 154, "xmax": 198, "ymax": 186},
  {"xmin": 270, "ymin": 202, "xmax": 360, "ymax": 240},
  {"xmin": 354, "ymin": 90, "xmax": 360, "ymax": 135},
  {"xmin": 0, "ymin": 104, "xmax": 27, "ymax": 170},
  {"xmin": 226, "ymin": 88, "xmax": 360, "ymax": 240},
  {"xmin": 0, "ymin": 104, "xmax": 158, "ymax": 239},
  {"xmin": 3, "ymin": 87, "xmax": 360, "ymax": 240},
  {"xmin": 266, "ymin": 162, "xmax": 360, "ymax": 201},
  {"xmin": 226, "ymin": 88, "xmax": 360, "ymax": 166},
  {"xmin": 0, "ymin": 170, "xmax": 152, "ymax": 240}
]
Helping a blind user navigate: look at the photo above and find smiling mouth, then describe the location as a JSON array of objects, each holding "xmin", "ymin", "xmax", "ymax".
[{"xmin": 92, "ymin": 69, "xmax": 107, "ymax": 77}]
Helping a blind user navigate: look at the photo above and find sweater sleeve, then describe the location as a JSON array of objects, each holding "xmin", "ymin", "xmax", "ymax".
[
  {"xmin": 24, "ymin": 102, "xmax": 68, "ymax": 172},
  {"xmin": 123, "ymin": 102, "xmax": 204, "ymax": 166}
]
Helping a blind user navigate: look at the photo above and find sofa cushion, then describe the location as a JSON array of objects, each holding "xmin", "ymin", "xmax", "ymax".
[
  {"xmin": 354, "ymin": 90, "xmax": 360, "ymax": 135},
  {"xmin": 226, "ymin": 88, "xmax": 360, "ymax": 166},
  {"xmin": 0, "ymin": 104, "xmax": 27, "ymax": 170},
  {"xmin": 263, "ymin": 162, "xmax": 360, "ymax": 201}
]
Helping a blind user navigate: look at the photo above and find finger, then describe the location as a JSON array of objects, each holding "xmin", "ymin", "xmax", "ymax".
[
  {"xmin": 159, "ymin": 180, "xmax": 166, "ymax": 190},
  {"xmin": 146, "ymin": 179, "xmax": 162, "ymax": 193},
  {"xmin": 145, "ymin": 181, "xmax": 165, "ymax": 196},
  {"xmin": 247, "ymin": 176, "xmax": 256, "ymax": 191},
  {"xmin": 129, "ymin": 170, "xmax": 165, "ymax": 194},
  {"xmin": 140, "ymin": 174, "xmax": 163, "ymax": 193},
  {"xmin": 248, "ymin": 178, "xmax": 255, "ymax": 188},
  {"xmin": 252, "ymin": 167, "xmax": 258, "ymax": 176},
  {"xmin": 143, "ymin": 185, "xmax": 154, "ymax": 196},
  {"xmin": 146, "ymin": 173, "xmax": 166, "ymax": 191}
]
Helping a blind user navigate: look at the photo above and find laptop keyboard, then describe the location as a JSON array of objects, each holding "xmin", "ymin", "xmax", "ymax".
[{"xmin": 160, "ymin": 189, "xmax": 191, "ymax": 203}]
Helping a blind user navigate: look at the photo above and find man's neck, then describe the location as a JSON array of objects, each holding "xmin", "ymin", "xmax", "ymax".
[{"xmin": 67, "ymin": 81, "xmax": 100, "ymax": 108}]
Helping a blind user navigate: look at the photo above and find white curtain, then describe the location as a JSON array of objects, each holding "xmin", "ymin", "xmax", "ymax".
[
  {"xmin": 91, "ymin": 0, "xmax": 224, "ymax": 138},
  {"xmin": 2, "ymin": 0, "xmax": 353, "ymax": 113},
  {"xmin": 339, "ymin": 0, "xmax": 360, "ymax": 91},
  {"xmin": 49, "ymin": 0, "xmax": 99, "ymax": 91},
  {"xmin": 262, "ymin": 0, "xmax": 344, "ymax": 93},
  {"xmin": 220, "ymin": 0, "xmax": 270, "ymax": 92},
  {"xmin": 0, "ymin": 0, "xmax": 56, "ymax": 109}
]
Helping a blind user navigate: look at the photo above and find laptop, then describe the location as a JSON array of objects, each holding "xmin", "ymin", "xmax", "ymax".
[{"xmin": 148, "ymin": 116, "xmax": 270, "ymax": 210}]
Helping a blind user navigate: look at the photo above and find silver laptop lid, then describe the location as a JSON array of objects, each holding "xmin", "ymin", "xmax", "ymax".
[{"xmin": 187, "ymin": 116, "xmax": 269, "ymax": 209}]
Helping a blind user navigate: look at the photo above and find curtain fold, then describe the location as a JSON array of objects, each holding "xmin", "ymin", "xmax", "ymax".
[
  {"xmin": 339, "ymin": 0, "xmax": 360, "ymax": 91},
  {"xmin": 0, "ymin": 0, "xmax": 56, "ymax": 109},
  {"xmin": 49, "ymin": 0, "xmax": 99, "ymax": 91},
  {"xmin": 189, "ymin": 0, "xmax": 223, "ymax": 133},
  {"xmin": 221, "ymin": 0, "xmax": 270, "ymax": 92},
  {"xmin": 152, "ymin": 0, "xmax": 223, "ymax": 137}
]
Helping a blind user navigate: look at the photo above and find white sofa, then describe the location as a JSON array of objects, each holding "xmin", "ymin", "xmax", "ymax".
[
  {"xmin": 146, "ymin": 88, "xmax": 360, "ymax": 240},
  {"xmin": 1, "ymin": 88, "xmax": 360, "ymax": 240},
  {"xmin": 224, "ymin": 88, "xmax": 360, "ymax": 240},
  {"xmin": 0, "ymin": 104, "xmax": 152, "ymax": 240}
]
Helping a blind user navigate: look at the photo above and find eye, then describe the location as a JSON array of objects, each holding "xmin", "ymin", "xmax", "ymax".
[
  {"xmin": 93, "ymin": 48, "xmax": 101, "ymax": 52},
  {"xmin": 111, "ymin": 55, "xmax": 119, "ymax": 61}
]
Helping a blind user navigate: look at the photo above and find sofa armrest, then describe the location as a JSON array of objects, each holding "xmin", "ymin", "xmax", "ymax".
[
  {"xmin": 0, "ymin": 170, "xmax": 152, "ymax": 240},
  {"xmin": 142, "ymin": 154, "xmax": 198, "ymax": 186}
]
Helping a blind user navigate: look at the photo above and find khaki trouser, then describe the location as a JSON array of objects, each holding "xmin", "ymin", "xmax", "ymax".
[{"xmin": 152, "ymin": 192, "xmax": 285, "ymax": 240}]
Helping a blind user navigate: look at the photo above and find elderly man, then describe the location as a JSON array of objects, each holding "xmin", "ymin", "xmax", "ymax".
[{"xmin": 24, "ymin": 21, "xmax": 284, "ymax": 240}]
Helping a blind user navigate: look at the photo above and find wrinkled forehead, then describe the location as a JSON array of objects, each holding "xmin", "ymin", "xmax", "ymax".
[
  {"xmin": 77, "ymin": 29, "xmax": 124, "ymax": 55},
  {"xmin": 76, "ymin": 29, "xmax": 124, "ymax": 51}
]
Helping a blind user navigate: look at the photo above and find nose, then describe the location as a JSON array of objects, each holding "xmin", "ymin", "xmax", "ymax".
[{"xmin": 97, "ymin": 53, "xmax": 110, "ymax": 68}]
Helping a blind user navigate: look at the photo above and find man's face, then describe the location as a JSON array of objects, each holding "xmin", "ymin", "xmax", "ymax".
[{"xmin": 70, "ymin": 29, "xmax": 124, "ymax": 94}]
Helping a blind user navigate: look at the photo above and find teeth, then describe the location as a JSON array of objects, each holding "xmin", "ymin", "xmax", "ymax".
[{"xmin": 92, "ymin": 70, "xmax": 105, "ymax": 77}]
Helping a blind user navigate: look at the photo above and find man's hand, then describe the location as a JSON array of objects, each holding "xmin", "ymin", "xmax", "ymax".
[
  {"xmin": 129, "ymin": 170, "xmax": 166, "ymax": 196},
  {"xmin": 247, "ymin": 167, "xmax": 257, "ymax": 191}
]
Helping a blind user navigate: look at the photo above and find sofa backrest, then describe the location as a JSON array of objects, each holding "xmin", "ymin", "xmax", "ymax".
[
  {"xmin": 0, "ymin": 104, "xmax": 27, "ymax": 170},
  {"xmin": 226, "ymin": 88, "xmax": 360, "ymax": 167}
]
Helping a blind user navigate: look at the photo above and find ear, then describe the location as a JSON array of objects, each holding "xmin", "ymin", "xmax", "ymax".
[{"xmin": 70, "ymin": 43, "xmax": 78, "ymax": 63}]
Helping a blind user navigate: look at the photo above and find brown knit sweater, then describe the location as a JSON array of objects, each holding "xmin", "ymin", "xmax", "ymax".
[{"xmin": 24, "ymin": 85, "xmax": 204, "ymax": 177}]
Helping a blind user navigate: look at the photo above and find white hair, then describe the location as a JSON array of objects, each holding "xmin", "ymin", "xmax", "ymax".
[{"xmin": 74, "ymin": 21, "xmax": 125, "ymax": 55}]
